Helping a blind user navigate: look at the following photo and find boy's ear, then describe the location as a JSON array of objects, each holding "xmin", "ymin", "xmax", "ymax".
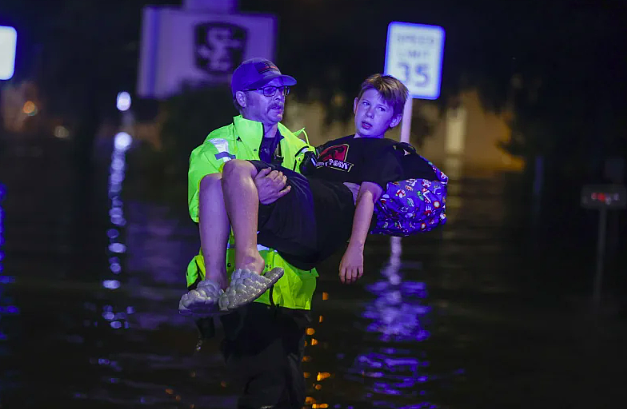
[
  {"xmin": 235, "ymin": 91, "xmax": 247, "ymax": 108},
  {"xmin": 389, "ymin": 114, "xmax": 402, "ymax": 128}
]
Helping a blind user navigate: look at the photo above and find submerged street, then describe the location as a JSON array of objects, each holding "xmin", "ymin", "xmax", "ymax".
[{"xmin": 1, "ymin": 135, "xmax": 626, "ymax": 409}]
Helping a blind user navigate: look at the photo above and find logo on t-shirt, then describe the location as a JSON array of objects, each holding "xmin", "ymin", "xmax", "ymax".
[{"xmin": 317, "ymin": 144, "xmax": 354, "ymax": 172}]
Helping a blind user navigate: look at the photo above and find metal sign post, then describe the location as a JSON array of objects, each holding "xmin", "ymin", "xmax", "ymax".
[
  {"xmin": 385, "ymin": 21, "xmax": 445, "ymax": 143},
  {"xmin": 581, "ymin": 184, "xmax": 627, "ymax": 311},
  {"xmin": 384, "ymin": 22, "xmax": 445, "ymax": 260}
]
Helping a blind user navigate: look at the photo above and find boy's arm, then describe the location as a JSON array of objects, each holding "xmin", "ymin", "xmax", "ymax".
[{"xmin": 339, "ymin": 181, "xmax": 383, "ymax": 284}]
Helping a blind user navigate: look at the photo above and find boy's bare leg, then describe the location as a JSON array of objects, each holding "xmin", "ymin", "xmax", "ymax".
[
  {"xmin": 198, "ymin": 173, "xmax": 230, "ymax": 290},
  {"xmin": 221, "ymin": 160, "xmax": 265, "ymax": 275}
]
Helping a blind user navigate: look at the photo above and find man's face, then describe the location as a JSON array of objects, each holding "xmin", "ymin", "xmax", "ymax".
[
  {"xmin": 239, "ymin": 78, "xmax": 287, "ymax": 129},
  {"xmin": 353, "ymin": 88, "xmax": 401, "ymax": 138}
]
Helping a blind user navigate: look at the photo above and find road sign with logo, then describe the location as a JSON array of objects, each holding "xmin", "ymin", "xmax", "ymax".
[
  {"xmin": 138, "ymin": 8, "xmax": 275, "ymax": 98},
  {"xmin": 194, "ymin": 22, "xmax": 247, "ymax": 75},
  {"xmin": 384, "ymin": 22, "xmax": 445, "ymax": 100},
  {"xmin": 0, "ymin": 26, "xmax": 17, "ymax": 80},
  {"xmin": 581, "ymin": 185, "xmax": 626, "ymax": 210}
]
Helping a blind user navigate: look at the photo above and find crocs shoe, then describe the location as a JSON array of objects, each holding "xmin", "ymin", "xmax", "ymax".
[
  {"xmin": 219, "ymin": 268, "xmax": 284, "ymax": 311},
  {"xmin": 178, "ymin": 279, "xmax": 228, "ymax": 317}
]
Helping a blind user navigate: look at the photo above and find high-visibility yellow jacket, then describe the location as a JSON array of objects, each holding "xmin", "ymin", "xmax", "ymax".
[{"xmin": 186, "ymin": 115, "xmax": 318, "ymax": 310}]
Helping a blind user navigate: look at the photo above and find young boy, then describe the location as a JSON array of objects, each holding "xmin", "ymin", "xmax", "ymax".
[{"xmin": 180, "ymin": 74, "xmax": 438, "ymax": 316}]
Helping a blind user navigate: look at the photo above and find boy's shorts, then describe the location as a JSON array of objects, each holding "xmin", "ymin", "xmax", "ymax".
[{"xmin": 250, "ymin": 160, "xmax": 318, "ymax": 261}]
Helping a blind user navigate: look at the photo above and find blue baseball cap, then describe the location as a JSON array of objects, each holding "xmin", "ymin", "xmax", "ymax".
[{"xmin": 231, "ymin": 58, "xmax": 296, "ymax": 96}]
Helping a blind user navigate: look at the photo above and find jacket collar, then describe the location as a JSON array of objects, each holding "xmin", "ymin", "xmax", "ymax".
[{"xmin": 233, "ymin": 115, "xmax": 263, "ymax": 151}]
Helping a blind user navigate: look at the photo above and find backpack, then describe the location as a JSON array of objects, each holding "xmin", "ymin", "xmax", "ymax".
[{"xmin": 370, "ymin": 144, "xmax": 448, "ymax": 237}]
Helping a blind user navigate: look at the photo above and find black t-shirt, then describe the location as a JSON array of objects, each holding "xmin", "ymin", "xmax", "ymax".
[
  {"xmin": 309, "ymin": 135, "xmax": 404, "ymax": 189},
  {"xmin": 265, "ymin": 135, "xmax": 440, "ymax": 270},
  {"xmin": 300, "ymin": 136, "xmax": 405, "ymax": 265},
  {"xmin": 259, "ymin": 131, "xmax": 284, "ymax": 165}
]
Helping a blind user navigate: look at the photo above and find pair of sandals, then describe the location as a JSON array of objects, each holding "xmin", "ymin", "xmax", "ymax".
[{"xmin": 178, "ymin": 268, "xmax": 284, "ymax": 317}]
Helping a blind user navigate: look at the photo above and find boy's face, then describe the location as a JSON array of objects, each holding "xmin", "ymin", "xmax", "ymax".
[{"xmin": 353, "ymin": 88, "xmax": 402, "ymax": 139}]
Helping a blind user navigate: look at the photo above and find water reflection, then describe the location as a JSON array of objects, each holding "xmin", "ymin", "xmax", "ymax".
[
  {"xmin": 6, "ymin": 131, "xmax": 618, "ymax": 408},
  {"xmin": 71, "ymin": 134, "xmax": 137, "ymax": 402},
  {"xmin": 105, "ymin": 132, "xmax": 131, "ymax": 290},
  {"xmin": 100, "ymin": 133, "xmax": 132, "ymax": 328},
  {"xmin": 0, "ymin": 182, "xmax": 6, "ymax": 341},
  {"xmin": 0, "ymin": 182, "xmax": 19, "ymax": 343},
  {"xmin": 0, "ymin": 182, "xmax": 19, "ymax": 403},
  {"xmin": 68, "ymin": 135, "xmax": 233, "ymax": 407},
  {"xmin": 348, "ymin": 237, "xmax": 437, "ymax": 408}
]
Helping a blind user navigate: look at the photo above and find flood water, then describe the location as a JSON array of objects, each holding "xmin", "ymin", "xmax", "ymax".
[{"xmin": 1, "ymin": 135, "xmax": 626, "ymax": 409}]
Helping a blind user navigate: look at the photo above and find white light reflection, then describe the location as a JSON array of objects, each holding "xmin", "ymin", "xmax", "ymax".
[
  {"xmin": 114, "ymin": 132, "xmax": 132, "ymax": 151},
  {"xmin": 99, "ymin": 128, "xmax": 134, "ymax": 331},
  {"xmin": 102, "ymin": 280, "xmax": 121, "ymax": 290},
  {"xmin": 106, "ymin": 132, "xmax": 130, "ymax": 286},
  {"xmin": 108, "ymin": 243, "xmax": 126, "ymax": 253},
  {"xmin": 81, "ymin": 133, "xmax": 137, "ymax": 398},
  {"xmin": 116, "ymin": 92, "xmax": 132, "ymax": 112}
]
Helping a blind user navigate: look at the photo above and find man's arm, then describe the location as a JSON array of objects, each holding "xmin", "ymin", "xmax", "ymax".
[
  {"xmin": 339, "ymin": 181, "xmax": 383, "ymax": 284},
  {"xmin": 255, "ymin": 168, "xmax": 291, "ymax": 204},
  {"xmin": 188, "ymin": 150, "xmax": 221, "ymax": 223}
]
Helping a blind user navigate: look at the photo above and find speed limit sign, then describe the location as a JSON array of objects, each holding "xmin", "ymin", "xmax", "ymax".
[{"xmin": 384, "ymin": 22, "xmax": 445, "ymax": 100}]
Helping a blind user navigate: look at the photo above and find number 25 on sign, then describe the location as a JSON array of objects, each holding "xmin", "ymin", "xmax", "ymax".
[{"xmin": 385, "ymin": 22, "xmax": 445, "ymax": 100}]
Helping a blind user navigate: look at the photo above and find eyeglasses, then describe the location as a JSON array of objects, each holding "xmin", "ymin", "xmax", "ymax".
[{"xmin": 244, "ymin": 85, "xmax": 290, "ymax": 97}]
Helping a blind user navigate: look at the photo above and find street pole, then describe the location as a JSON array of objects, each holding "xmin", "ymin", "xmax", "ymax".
[
  {"xmin": 391, "ymin": 96, "xmax": 413, "ymax": 265},
  {"xmin": 399, "ymin": 96, "xmax": 413, "ymax": 144},
  {"xmin": 593, "ymin": 207, "xmax": 608, "ymax": 312}
]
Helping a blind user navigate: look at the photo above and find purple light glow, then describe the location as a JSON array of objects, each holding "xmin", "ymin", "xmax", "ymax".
[
  {"xmin": 102, "ymin": 280, "xmax": 121, "ymax": 289},
  {"xmin": 0, "ymin": 306, "xmax": 20, "ymax": 314},
  {"xmin": 108, "ymin": 243, "xmax": 126, "ymax": 254}
]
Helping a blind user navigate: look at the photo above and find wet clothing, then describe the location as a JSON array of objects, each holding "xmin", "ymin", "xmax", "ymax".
[
  {"xmin": 221, "ymin": 303, "xmax": 308, "ymax": 409},
  {"xmin": 253, "ymin": 135, "xmax": 438, "ymax": 270},
  {"xmin": 187, "ymin": 116, "xmax": 316, "ymax": 409},
  {"xmin": 189, "ymin": 277, "xmax": 308, "ymax": 409}
]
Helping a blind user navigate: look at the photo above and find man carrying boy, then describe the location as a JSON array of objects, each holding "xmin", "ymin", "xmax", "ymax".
[
  {"xmin": 183, "ymin": 73, "xmax": 438, "ymax": 310},
  {"xmin": 186, "ymin": 58, "xmax": 317, "ymax": 409}
]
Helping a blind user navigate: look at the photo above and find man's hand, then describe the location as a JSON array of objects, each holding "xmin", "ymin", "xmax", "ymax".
[
  {"xmin": 339, "ymin": 245, "xmax": 364, "ymax": 284},
  {"xmin": 255, "ymin": 167, "xmax": 291, "ymax": 205}
]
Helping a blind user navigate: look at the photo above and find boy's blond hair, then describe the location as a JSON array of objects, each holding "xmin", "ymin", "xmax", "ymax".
[{"xmin": 357, "ymin": 74, "xmax": 408, "ymax": 117}]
